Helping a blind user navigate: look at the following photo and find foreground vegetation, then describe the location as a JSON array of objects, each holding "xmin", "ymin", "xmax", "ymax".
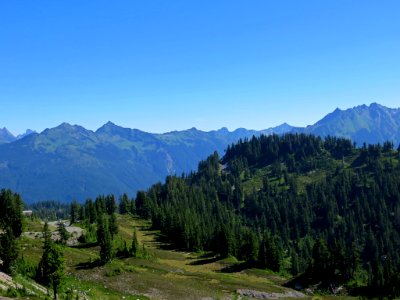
[{"xmin": 1, "ymin": 211, "xmax": 312, "ymax": 299}]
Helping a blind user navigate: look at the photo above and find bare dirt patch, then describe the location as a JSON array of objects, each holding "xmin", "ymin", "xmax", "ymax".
[
  {"xmin": 237, "ymin": 289, "xmax": 305, "ymax": 299},
  {"xmin": 23, "ymin": 220, "xmax": 84, "ymax": 246}
]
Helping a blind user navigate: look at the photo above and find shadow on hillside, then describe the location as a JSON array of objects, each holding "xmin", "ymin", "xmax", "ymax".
[
  {"xmin": 75, "ymin": 259, "xmax": 104, "ymax": 270},
  {"xmin": 71, "ymin": 242, "xmax": 98, "ymax": 249},
  {"xmin": 219, "ymin": 261, "xmax": 252, "ymax": 273},
  {"xmin": 197, "ymin": 252, "xmax": 215, "ymax": 259},
  {"xmin": 136, "ymin": 225, "xmax": 154, "ymax": 232},
  {"xmin": 152, "ymin": 234, "xmax": 187, "ymax": 251},
  {"xmin": 189, "ymin": 256, "xmax": 221, "ymax": 266}
]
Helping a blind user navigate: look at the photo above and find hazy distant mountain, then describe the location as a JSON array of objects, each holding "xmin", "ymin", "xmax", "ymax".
[
  {"xmin": 261, "ymin": 122, "xmax": 301, "ymax": 135},
  {"xmin": 0, "ymin": 102, "xmax": 399, "ymax": 202},
  {"xmin": 0, "ymin": 128, "xmax": 36, "ymax": 144},
  {"xmin": 303, "ymin": 103, "xmax": 400, "ymax": 146},
  {"xmin": 0, "ymin": 122, "xmax": 290, "ymax": 202},
  {"xmin": 16, "ymin": 129, "xmax": 36, "ymax": 140},
  {"xmin": 0, "ymin": 128, "xmax": 16, "ymax": 144}
]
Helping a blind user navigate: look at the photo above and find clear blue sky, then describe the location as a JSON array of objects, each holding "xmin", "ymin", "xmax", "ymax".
[{"xmin": 1, "ymin": 1, "xmax": 399, "ymax": 135}]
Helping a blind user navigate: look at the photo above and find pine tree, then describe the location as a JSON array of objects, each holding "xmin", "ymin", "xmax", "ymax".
[
  {"xmin": 109, "ymin": 213, "xmax": 118, "ymax": 239},
  {"xmin": 290, "ymin": 250, "xmax": 300, "ymax": 276},
  {"xmin": 37, "ymin": 223, "xmax": 65, "ymax": 300},
  {"xmin": 240, "ymin": 229, "xmax": 258, "ymax": 263},
  {"xmin": 0, "ymin": 228, "xmax": 19, "ymax": 274},
  {"xmin": 131, "ymin": 227, "xmax": 139, "ymax": 257},
  {"xmin": 312, "ymin": 239, "xmax": 331, "ymax": 279},
  {"xmin": 105, "ymin": 195, "xmax": 117, "ymax": 215},
  {"xmin": 265, "ymin": 232, "xmax": 281, "ymax": 272},
  {"xmin": 0, "ymin": 189, "xmax": 24, "ymax": 238},
  {"xmin": 135, "ymin": 191, "xmax": 148, "ymax": 218},
  {"xmin": 119, "ymin": 194, "xmax": 130, "ymax": 214},
  {"xmin": 215, "ymin": 225, "xmax": 233, "ymax": 258},
  {"xmin": 41, "ymin": 222, "xmax": 52, "ymax": 251},
  {"xmin": 57, "ymin": 222, "xmax": 70, "ymax": 245},
  {"xmin": 0, "ymin": 191, "xmax": 22, "ymax": 275},
  {"xmin": 69, "ymin": 200, "xmax": 80, "ymax": 225},
  {"xmin": 257, "ymin": 231, "xmax": 280, "ymax": 272},
  {"xmin": 96, "ymin": 214, "xmax": 113, "ymax": 263},
  {"xmin": 258, "ymin": 236, "xmax": 267, "ymax": 269}
]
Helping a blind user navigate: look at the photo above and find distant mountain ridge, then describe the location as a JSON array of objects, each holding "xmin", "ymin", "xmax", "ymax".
[
  {"xmin": 0, "ymin": 127, "xmax": 16, "ymax": 144},
  {"xmin": 0, "ymin": 122, "xmax": 278, "ymax": 202},
  {"xmin": 302, "ymin": 103, "xmax": 400, "ymax": 146},
  {"xmin": 0, "ymin": 128, "xmax": 36, "ymax": 144},
  {"xmin": 0, "ymin": 102, "xmax": 399, "ymax": 202}
]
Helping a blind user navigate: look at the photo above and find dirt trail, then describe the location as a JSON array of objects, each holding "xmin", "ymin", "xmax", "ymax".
[{"xmin": 237, "ymin": 289, "xmax": 305, "ymax": 299}]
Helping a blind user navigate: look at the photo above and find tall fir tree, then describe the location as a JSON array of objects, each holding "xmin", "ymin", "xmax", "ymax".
[
  {"xmin": 37, "ymin": 223, "xmax": 65, "ymax": 300},
  {"xmin": 131, "ymin": 227, "xmax": 139, "ymax": 257},
  {"xmin": 96, "ymin": 214, "xmax": 113, "ymax": 263},
  {"xmin": 57, "ymin": 222, "xmax": 70, "ymax": 245},
  {"xmin": 119, "ymin": 194, "xmax": 131, "ymax": 214},
  {"xmin": 0, "ymin": 228, "xmax": 19, "ymax": 274}
]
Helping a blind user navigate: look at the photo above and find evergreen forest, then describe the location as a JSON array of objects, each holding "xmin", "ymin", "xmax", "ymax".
[{"xmin": 133, "ymin": 133, "xmax": 400, "ymax": 296}]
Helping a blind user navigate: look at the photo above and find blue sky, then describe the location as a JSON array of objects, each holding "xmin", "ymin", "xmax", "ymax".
[{"xmin": 1, "ymin": 1, "xmax": 399, "ymax": 135}]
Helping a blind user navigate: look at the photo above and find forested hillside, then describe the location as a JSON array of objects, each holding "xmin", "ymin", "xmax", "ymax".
[{"xmin": 136, "ymin": 133, "xmax": 400, "ymax": 296}]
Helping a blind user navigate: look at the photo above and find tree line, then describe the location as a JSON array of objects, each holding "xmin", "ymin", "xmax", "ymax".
[{"xmin": 70, "ymin": 194, "xmax": 142, "ymax": 263}]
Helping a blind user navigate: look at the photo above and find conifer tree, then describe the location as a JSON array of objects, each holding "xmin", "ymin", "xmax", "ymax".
[
  {"xmin": 0, "ymin": 189, "xmax": 24, "ymax": 274},
  {"xmin": 0, "ymin": 189, "xmax": 24, "ymax": 238},
  {"xmin": 69, "ymin": 200, "xmax": 80, "ymax": 225},
  {"xmin": 312, "ymin": 239, "xmax": 331, "ymax": 279},
  {"xmin": 57, "ymin": 222, "xmax": 70, "ymax": 245},
  {"xmin": 262, "ymin": 231, "xmax": 281, "ymax": 272},
  {"xmin": 0, "ymin": 228, "xmax": 19, "ymax": 274},
  {"xmin": 105, "ymin": 195, "xmax": 117, "ymax": 215},
  {"xmin": 96, "ymin": 214, "xmax": 113, "ymax": 263},
  {"xmin": 37, "ymin": 223, "xmax": 65, "ymax": 300},
  {"xmin": 131, "ymin": 227, "xmax": 139, "ymax": 257},
  {"xmin": 119, "ymin": 194, "xmax": 130, "ymax": 214},
  {"xmin": 109, "ymin": 213, "xmax": 118, "ymax": 239},
  {"xmin": 240, "ymin": 229, "xmax": 258, "ymax": 263}
]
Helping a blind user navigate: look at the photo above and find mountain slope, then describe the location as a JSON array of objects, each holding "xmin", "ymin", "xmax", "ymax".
[
  {"xmin": 16, "ymin": 129, "xmax": 36, "ymax": 140},
  {"xmin": 0, "ymin": 123, "xmax": 278, "ymax": 202},
  {"xmin": 0, "ymin": 128, "xmax": 36, "ymax": 144},
  {"xmin": 0, "ymin": 127, "xmax": 16, "ymax": 144},
  {"xmin": 0, "ymin": 102, "xmax": 399, "ymax": 202},
  {"xmin": 304, "ymin": 103, "xmax": 400, "ymax": 146}
]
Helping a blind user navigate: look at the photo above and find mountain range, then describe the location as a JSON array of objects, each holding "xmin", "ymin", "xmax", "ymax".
[
  {"xmin": 0, "ymin": 128, "xmax": 36, "ymax": 144},
  {"xmin": 302, "ymin": 102, "xmax": 400, "ymax": 145},
  {"xmin": 0, "ymin": 102, "xmax": 399, "ymax": 202}
]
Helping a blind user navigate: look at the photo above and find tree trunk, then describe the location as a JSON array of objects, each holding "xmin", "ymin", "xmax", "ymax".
[{"xmin": 53, "ymin": 283, "xmax": 58, "ymax": 300}]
